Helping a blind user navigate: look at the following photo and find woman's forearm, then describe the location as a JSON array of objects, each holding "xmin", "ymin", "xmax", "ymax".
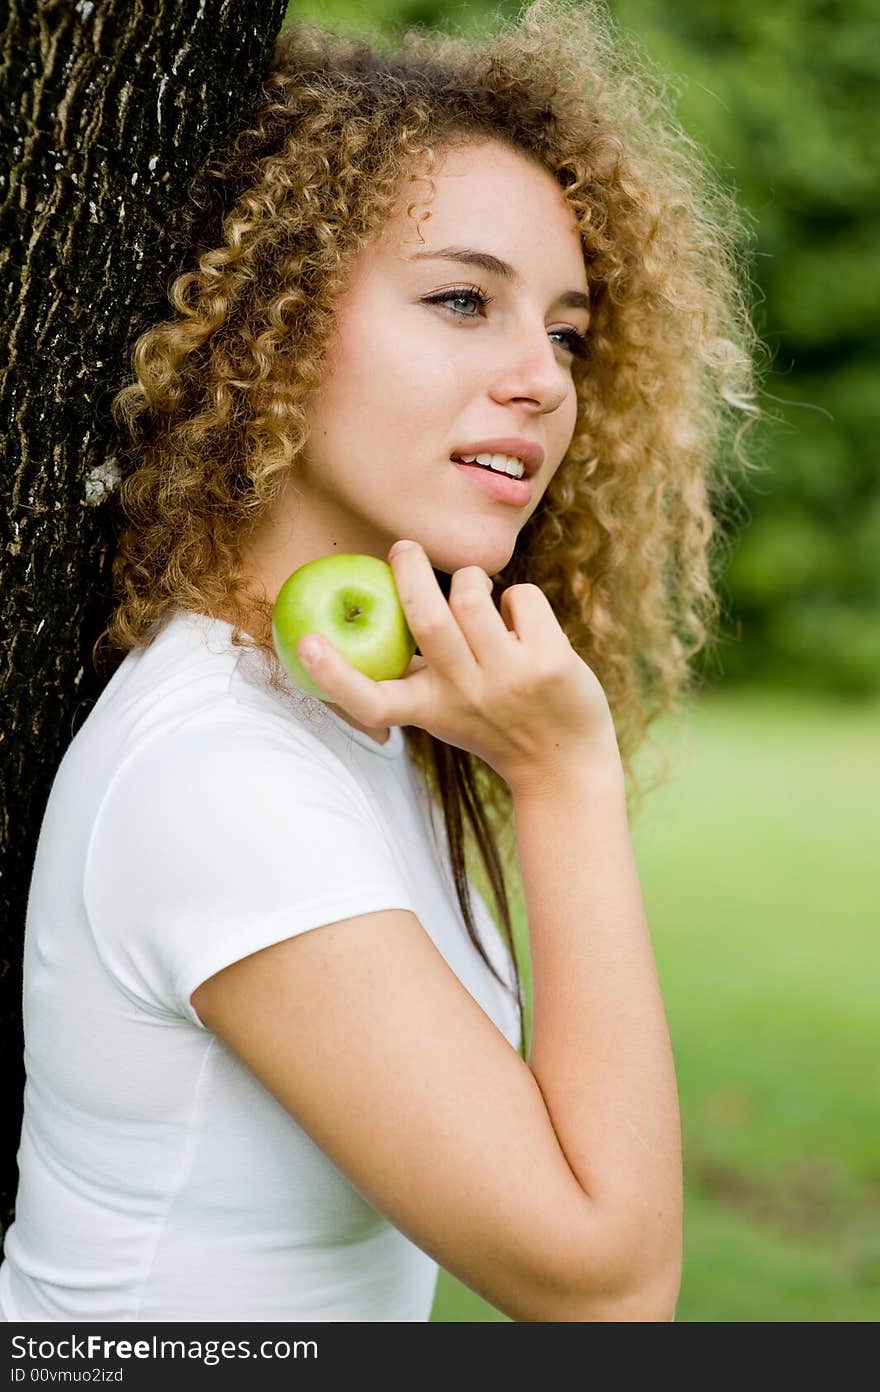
[{"xmin": 511, "ymin": 743, "xmax": 683, "ymax": 1314}]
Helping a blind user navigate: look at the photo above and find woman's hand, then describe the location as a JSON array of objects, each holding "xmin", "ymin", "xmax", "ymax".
[{"xmin": 296, "ymin": 539, "xmax": 619, "ymax": 792}]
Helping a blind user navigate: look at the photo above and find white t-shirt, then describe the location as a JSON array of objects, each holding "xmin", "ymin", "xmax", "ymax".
[{"xmin": 0, "ymin": 610, "xmax": 521, "ymax": 1322}]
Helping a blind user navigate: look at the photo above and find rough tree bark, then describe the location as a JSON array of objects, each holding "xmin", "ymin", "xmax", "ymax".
[{"xmin": 0, "ymin": 0, "xmax": 289, "ymax": 1234}]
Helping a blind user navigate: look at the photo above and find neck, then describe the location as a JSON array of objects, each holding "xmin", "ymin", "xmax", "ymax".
[{"xmin": 327, "ymin": 702, "xmax": 391, "ymax": 746}]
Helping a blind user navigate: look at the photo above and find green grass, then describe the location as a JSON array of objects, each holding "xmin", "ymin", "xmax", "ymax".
[{"xmin": 430, "ymin": 687, "xmax": 880, "ymax": 1321}]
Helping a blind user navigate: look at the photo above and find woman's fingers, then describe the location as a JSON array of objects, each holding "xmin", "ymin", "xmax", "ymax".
[
  {"xmin": 403, "ymin": 653, "xmax": 429, "ymax": 676},
  {"xmin": 499, "ymin": 581, "xmax": 569, "ymax": 659},
  {"xmin": 297, "ymin": 633, "xmax": 429, "ymax": 729},
  {"xmin": 387, "ymin": 543, "xmax": 480, "ymax": 683},
  {"xmin": 294, "ymin": 544, "xmax": 526, "ymax": 736},
  {"xmin": 447, "ymin": 565, "xmax": 518, "ymax": 667}
]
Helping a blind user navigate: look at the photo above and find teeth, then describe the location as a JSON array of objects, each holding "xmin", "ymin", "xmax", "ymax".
[{"xmin": 458, "ymin": 453, "xmax": 525, "ymax": 479}]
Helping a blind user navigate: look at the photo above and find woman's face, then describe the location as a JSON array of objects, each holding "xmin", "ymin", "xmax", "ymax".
[{"xmin": 292, "ymin": 137, "xmax": 590, "ymax": 578}]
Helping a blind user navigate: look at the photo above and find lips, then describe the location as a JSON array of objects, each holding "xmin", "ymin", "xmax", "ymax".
[
  {"xmin": 450, "ymin": 437, "xmax": 544, "ymax": 477},
  {"xmin": 451, "ymin": 457, "xmax": 533, "ymax": 507}
]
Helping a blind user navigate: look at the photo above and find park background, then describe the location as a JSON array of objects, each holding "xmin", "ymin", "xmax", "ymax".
[{"xmin": 288, "ymin": 0, "xmax": 879, "ymax": 1322}]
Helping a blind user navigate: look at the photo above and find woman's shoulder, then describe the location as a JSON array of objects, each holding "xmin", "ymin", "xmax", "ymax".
[
  {"xmin": 82, "ymin": 609, "xmax": 343, "ymax": 767},
  {"xmin": 46, "ymin": 611, "xmax": 366, "ymax": 858}
]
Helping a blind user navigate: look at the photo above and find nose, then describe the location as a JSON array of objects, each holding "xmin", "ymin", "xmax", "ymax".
[{"xmin": 487, "ymin": 320, "xmax": 571, "ymax": 414}]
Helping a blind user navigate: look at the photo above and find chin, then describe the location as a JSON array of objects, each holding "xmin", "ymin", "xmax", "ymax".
[{"xmin": 423, "ymin": 535, "xmax": 516, "ymax": 586}]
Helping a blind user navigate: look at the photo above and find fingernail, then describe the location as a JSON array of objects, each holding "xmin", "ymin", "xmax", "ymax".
[
  {"xmin": 299, "ymin": 636, "xmax": 323, "ymax": 663},
  {"xmin": 388, "ymin": 540, "xmax": 416, "ymax": 559}
]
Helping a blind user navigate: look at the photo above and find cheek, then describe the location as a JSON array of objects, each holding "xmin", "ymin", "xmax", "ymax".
[
  {"xmin": 339, "ymin": 337, "xmax": 455, "ymax": 447},
  {"xmin": 330, "ymin": 313, "xmax": 438, "ymax": 410},
  {"xmin": 376, "ymin": 332, "xmax": 454, "ymax": 397},
  {"xmin": 308, "ymin": 298, "xmax": 472, "ymax": 454}
]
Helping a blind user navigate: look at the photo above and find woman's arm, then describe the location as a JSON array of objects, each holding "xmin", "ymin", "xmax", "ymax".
[
  {"xmin": 192, "ymin": 733, "xmax": 681, "ymax": 1323},
  {"xmin": 510, "ymin": 742, "xmax": 682, "ymax": 1318}
]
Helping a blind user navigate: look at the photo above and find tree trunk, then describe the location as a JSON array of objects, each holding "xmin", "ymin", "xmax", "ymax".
[{"xmin": 0, "ymin": 0, "xmax": 289, "ymax": 1233}]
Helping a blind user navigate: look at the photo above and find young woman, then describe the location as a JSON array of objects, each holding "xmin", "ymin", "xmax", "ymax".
[{"xmin": 0, "ymin": 0, "xmax": 760, "ymax": 1322}]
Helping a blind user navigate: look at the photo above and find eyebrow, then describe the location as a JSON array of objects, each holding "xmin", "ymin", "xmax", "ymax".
[{"xmin": 407, "ymin": 245, "xmax": 590, "ymax": 313}]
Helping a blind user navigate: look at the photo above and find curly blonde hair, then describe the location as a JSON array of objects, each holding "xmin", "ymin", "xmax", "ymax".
[{"xmin": 99, "ymin": 0, "xmax": 763, "ymax": 1057}]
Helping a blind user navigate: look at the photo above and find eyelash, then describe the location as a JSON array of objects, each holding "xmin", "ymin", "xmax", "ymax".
[{"xmin": 422, "ymin": 283, "xmax": 589, "ymax": 360}]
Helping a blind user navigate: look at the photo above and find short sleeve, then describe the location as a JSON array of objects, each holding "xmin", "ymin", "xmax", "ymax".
[{"xmin": 83, "ymin": 715, "xmax": 416, "ymax": 1028}]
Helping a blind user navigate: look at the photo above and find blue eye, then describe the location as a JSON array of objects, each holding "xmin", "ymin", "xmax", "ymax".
[
  {"xmin": 423, "ymin": 286, "xmax": 492, "ymax": 317},
  {"xmin": 550, "ymin": 328, "xmax": 590, "ymax": 360},
  {"xmin": 423, "ymin": 285, "xmax": 589, "ymax": 359}
]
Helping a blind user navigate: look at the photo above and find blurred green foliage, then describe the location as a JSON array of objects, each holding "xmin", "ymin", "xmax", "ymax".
[{"xmin": 286, "ymin": 0, "xmax": 879, "ymax": 693}]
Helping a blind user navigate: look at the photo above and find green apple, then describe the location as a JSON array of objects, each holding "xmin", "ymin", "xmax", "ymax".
[{"xmin": 272, "ymin": 553, "xmax": 417, "ymax": 700}]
